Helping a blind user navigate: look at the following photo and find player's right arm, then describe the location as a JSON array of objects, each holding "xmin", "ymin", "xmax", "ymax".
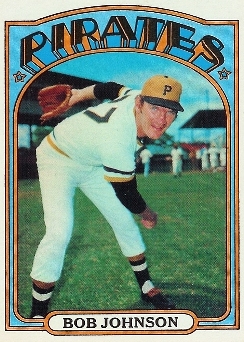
[
  {"xmin": 110, "ymin": 178, "xmax": 158, "ymax": 229},
  {"xmin": 69, "ymin": 82, "xmax": 125, "ymax": 107}
]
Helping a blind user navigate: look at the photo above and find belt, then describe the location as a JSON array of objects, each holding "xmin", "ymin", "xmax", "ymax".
[{"xmin": 46, "ymin": 133, "xmax": 70, "ymax": 158}]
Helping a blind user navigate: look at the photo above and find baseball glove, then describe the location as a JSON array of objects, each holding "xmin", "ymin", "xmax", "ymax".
[{"xmin": 38, "ymin": 84, "xmax": 72, "ymax": 123}]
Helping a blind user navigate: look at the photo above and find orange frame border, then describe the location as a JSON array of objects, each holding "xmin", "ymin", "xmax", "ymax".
[{"xmin": 5, "ymin": 5, "xmax": 240, "ymax": 335}]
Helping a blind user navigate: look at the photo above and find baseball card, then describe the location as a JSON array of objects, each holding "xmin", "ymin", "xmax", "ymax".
[{"xmin": 2, "ymin": 0, "xmax": 243, "ymax": 341}]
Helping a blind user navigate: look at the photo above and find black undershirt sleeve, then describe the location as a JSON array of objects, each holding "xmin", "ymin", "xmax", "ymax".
[
  {"xmin": 110, "ymin": 177, "xmax": 147, "ymax": 214},
  {"xmin": 93, "ymin": 82, "xmax": 124, "ymax": 100},
  {"xmin": 95, "ymin": 82, "xmax": 145, "ymax": 213}
]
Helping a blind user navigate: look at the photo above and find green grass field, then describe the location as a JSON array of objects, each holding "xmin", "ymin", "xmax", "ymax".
[{"xmin": 17, "ymin": 171, "xmax": 227, "ymax": 319}]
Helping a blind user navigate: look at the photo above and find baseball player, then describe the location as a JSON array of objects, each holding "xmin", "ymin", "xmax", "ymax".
[
  {"xmin": 140, "ymin": 148, "xmax": 153, "ymax": 177},
  {"xmin": 171, "ymin": 143, "xmax": 184, "ymax": 177},
  {"xmin": 200, "ymin": 145, "xmax": 210, "ymax": 171},
  {"xmin": 30, "ymin": 75, "xmax": 184, "ymax": 318},
  {"xmin": 208, "ymin": 142, "xmax": 219, "ymax": 171},
  {"xmin": 219, "ymin": 144, "xmax": 226, "ymax": 169}
]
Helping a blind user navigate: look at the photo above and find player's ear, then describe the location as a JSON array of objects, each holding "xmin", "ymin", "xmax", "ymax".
[{"xmin": 135, "ymin": 95, "xmax": 144, "ymax": 111}]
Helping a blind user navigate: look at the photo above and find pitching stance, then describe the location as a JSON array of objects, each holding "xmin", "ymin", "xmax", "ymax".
[{"xmin": 30, "ymin": 75, "xmax": 184, "ymax": 318}]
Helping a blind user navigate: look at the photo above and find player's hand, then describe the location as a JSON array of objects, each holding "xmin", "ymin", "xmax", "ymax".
[{"xmin": 139, "ymin": 206, "xmax": 158, "ymax": 229}]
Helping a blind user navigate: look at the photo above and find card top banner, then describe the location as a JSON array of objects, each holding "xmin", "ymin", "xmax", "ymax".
[{"xmin": 7, "ymin": 6, "xmax": 237, "ymax": 80}]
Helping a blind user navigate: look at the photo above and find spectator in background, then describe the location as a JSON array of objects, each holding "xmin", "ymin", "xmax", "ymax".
[
  {"xmin": 171, "ymin": 143, "xmax": 183, "ymax": 177},
  {"xmin": 219, "ymin": 144, "xmax": 226, "ymax": 171},
  {"xmin": 196, "ymin": 148, "xmax": 202, "ymax": 171},
  {"xmin": 208, "ymin": 142, "xmax": 219, "ymax": 172},
  {"xmin": 200, "ymin": 145, "xmax": 210, "ymax": 171},
  {"xmin": 140, "ymin": 148, "xmax": 153, "ymax": 177}
]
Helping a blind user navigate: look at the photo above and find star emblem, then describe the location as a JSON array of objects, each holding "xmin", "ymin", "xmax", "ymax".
[
  {"xmin": 218, "ymin": 67, "xmax": 232, "ymax": 80},
  {"xmin": 13, "ymin": 70, "xmax": 27, "ymax": 83}
]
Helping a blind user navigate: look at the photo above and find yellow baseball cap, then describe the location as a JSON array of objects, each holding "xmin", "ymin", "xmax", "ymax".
[{"xmin": 141, "ymin": 75, "xmax": 184, "ymax": 112}]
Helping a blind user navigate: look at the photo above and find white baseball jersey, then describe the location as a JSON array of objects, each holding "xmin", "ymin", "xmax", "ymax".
[
  {"xmin": 140, "ymin": 149, "xmax": 152, "ymax": 164},
  {"xmin": 52, "ymin": 87, "xmax": 141, "ymax": 182},
  {"xmin": 208, "ymin": 146, "xmax": 219, "ymax": 168},
  {"xmin": 171, "ymin": 147, "xmax": 183, "ymax": 160}
]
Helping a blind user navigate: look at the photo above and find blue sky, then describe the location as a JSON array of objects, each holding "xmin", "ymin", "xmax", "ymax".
[
  {"xmin": 53, "ymin": 52, "xmax": 223, "ymax": 136},
  {"xmin": 19, "ymin": 52, "xmax": 224, "ymax": 147}
]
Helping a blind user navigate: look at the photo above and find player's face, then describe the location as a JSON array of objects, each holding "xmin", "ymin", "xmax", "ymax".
[{"xmin": 135, "ymin": 98, "xmax": 177, "ymax": 139}]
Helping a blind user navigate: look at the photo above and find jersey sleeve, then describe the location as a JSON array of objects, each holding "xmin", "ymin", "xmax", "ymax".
[{"xmin": 93, "ymin": 82, "xmax": 125, "ymax": 100}]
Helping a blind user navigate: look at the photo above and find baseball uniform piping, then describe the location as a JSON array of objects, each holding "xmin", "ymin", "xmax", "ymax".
[
  {"xmin": 104, "ymin": 175, "xmax": 134, "ymax": 182},
  {"xmin": 46, "ymin": 134, "xmax": 70, "ymax": 158}
]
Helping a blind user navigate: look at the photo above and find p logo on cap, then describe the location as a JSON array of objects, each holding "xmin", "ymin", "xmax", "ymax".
[
  {"xmin": 141, "ymin": 75, "xmax": 184, "ymax": 112},
  {"xmin": 163, "ymin": 84, "xmax": 172, "ymax": 96}
]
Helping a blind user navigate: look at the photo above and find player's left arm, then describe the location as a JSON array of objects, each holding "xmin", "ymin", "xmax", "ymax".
[{"xmin": 111, "ymin": 177, "xmax": 158, "ymax": 229}]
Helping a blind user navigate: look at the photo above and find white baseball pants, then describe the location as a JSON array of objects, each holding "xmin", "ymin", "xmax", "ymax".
[
  {"xmin": 172, "ymin": 159, "xmax": 182, "ymax": 175},
  {"xmin": 30, "ymin": 137, "xmax": 146, "ymax": 283}
]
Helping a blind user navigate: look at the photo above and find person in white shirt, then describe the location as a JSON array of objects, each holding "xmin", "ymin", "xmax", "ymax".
[
  {"xmin": 219, "ymin": 144, "xmax": 226, "ymax": 169},
  {"xmin": 200, "ymin": 146, "xmax": 210, "ymax": 171},
  {"xmin": 171, "ymin": 143, "xmax": 183, "ymax": 177},
  {"xmin": 140, "ymin": 148, "xmax": 153, "ymax": 177},
  {"xmin": 208, "ymin": 143, "xmax": 219, "ymax": 171}
]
